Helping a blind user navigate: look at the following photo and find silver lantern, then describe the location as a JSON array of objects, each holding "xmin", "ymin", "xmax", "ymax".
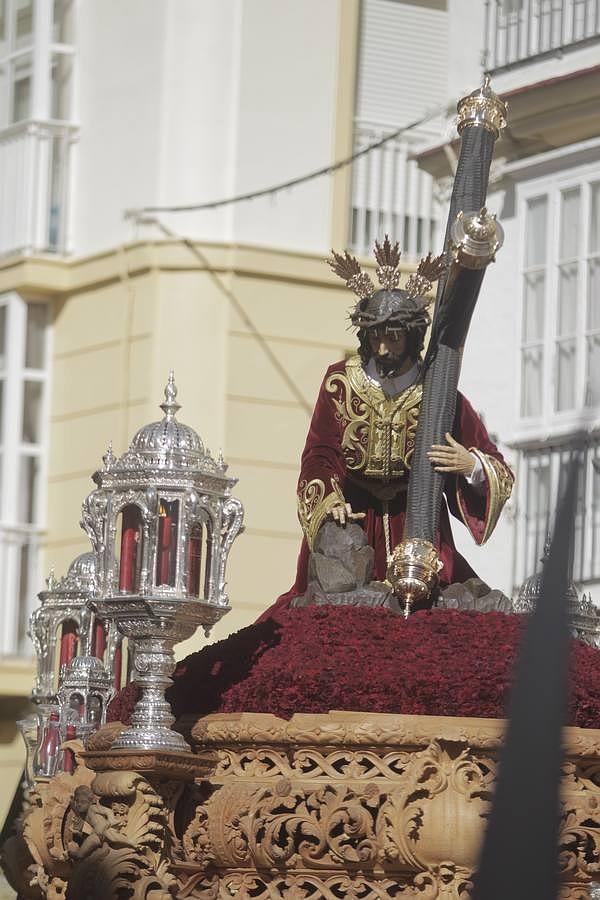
[
  {"xmin": 80, "ymin": 372, "xmax": 244, "ymax": 753},
  {"xmin": 515, "ymin": 537, "xmax": 600, "ymax": 648},
  {"xmin": 57, "ymin": 655, "xmax": 115, "ymax": 741},
  {"xmin": 29, "ymin": 552, "xmax": 97, "ymax": 709},
  {"xmin": 28, "ymin": 551, "xmax": 123, "ymax": 711}
]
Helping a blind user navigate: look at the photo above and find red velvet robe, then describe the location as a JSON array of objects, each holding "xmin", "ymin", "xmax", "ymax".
[{"xmin": 262, "ymin": 356, "xmax": 513, "ymax": 619}]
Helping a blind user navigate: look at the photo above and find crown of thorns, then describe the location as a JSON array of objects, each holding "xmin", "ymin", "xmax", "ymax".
[{"xmin": 327, "ymin": 236, "xmax": 446, "ymax": 305}]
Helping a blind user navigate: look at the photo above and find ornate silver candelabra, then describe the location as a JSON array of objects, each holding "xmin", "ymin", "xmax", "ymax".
[
  {"xmin": 516, "ymin": 537, "xmax": 600, "ymax": 648},
  {"xmin": 80, "ymin": 373, "xmax": 244, "ymax": 753}
]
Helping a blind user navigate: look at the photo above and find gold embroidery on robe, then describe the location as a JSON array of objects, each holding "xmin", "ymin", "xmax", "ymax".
[
  {"xmin": 456, "ymin": 449, "xmax": 514, "ymax": 544},
  {"xmin": 297, "ymin": 476, "xmax": 345, "ymax": 549},
  {"xmin": 325, "ymin": 355, "xmax": 422, "ymax": 481}
]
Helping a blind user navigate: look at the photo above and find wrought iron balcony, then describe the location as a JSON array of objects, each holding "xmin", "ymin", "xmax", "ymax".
[{"xmin": 484, "ymin": 0, "xmax": 600, "ymax": 72}]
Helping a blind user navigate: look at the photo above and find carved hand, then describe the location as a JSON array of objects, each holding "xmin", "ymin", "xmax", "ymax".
[
  {"xmin": 427, "ymin": 432, "xmax": 476, "ymax": 478},
  {"xmin": 330, "ymin": 503, "xmax": 366, "ymax": 526}
]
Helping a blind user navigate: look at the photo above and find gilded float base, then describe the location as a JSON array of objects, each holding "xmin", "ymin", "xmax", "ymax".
[{"xmin": 3, "ymin": 711, "xmax": 600, "ymax": 899}]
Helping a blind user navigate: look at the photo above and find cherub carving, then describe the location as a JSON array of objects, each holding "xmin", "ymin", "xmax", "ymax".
[{"xmin": 67, "ymin": 785, "xmax": 135, "ymax": 859}]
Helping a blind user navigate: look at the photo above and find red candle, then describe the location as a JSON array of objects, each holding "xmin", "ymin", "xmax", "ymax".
[
  {"xmin": 59, "ymin": 621, "xmax": 78, "ymax": 668},
  {"xmin": 93, "ymin": 620, "xmax": 106, "ymax": 659},
  {"xmin": 157, "ymin": 509, "xmax": 172, "ymax": 586},
  {"xmin": 188, "ymin": 529, "xmax": 202, "ymax": 596},
  {"xmin": 119, "ymin": 528, "xmax": 137, "ymax": 591}
]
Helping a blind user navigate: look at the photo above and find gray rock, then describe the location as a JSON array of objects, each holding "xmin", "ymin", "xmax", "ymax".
[
  {"xmin": 353, "ymin": 545, "xmax": 374, "ymax": 587},
  {"xmin": 292, "ymin": 520, "xmax": 403, "ymax": 613},
  {"xmin": 439, "ymin": 578, "xmax": 513, "ymax": 613},
  {"xmin": 292, "ymin": 580, "xmax": 400, "ymax": 613},
  {"xmin": 310, "ymin": 553, "xmax": 356, "ymax": 593}
]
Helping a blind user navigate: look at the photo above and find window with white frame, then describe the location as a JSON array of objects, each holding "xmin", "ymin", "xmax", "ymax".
[
  {"xmin": 0, "ymin": 292, "xmax": 50, "ymax": 656},
  {"xmin": 513, "ymin": 440, "xmax": 600, "ymax": 590},
  {"xmin": 348, "ymin": 0, "xmax": 446, "ymax": 258},
  {"xmin": 0, "ymin": 0, "xmax": 76, "ymax": 255},
  {"xmin": 520, "ymin": 168, "xmax": 600, "ymax": 425},
  {"xmin": 515, "ymin": 164, "xmax": 600, "ymax": 592}
]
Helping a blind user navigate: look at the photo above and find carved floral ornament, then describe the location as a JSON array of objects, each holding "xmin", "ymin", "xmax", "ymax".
[{"xmin": 4, "ymin": 712, "xmax": 600, "ymax": 900}]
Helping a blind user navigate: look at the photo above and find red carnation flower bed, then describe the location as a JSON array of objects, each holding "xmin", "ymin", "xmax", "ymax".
[{"xmin": 107, "ymin": 606, "xmax": 600, "ymax": 728}]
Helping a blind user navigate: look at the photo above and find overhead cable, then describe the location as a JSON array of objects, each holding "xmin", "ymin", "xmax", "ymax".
[{"xmin": 125, "ymin": 104, "xmax": 448, "ymax": 217}]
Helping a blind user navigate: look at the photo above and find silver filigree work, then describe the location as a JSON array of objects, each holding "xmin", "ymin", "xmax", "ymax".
[
  {"xmin": 29, "ymin": 552, "xmax": 101, "ymax": 706},
  {"xmin": 28, "ymin": 550, "xmax": 120, "ymax": 747},
  {"xmin": 57, "ymin": 655, "xmax": 115, "ymax": 735},
  {"xmin": 81, "ymin": 373, "xmax": 244, "ymax": 753},
  {"xmin": 515, "ymin": 537, "xmax": 600, "ymax": 648}
]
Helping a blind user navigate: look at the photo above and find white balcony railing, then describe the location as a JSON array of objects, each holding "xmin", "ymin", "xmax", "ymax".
[
  {"xmin": 0, "ymin": 119, "xmax": 77, "ymax": 257},
  {"xmin": 0, "ymin": 522, "xmax": 43, "ymax": 657},
  {"xmin": 349, "ymin": 121, "xmax": 440, "ymax": 261},
  {"xmin": 485, "ymin": 0, "xmax": 600, "ymax": 71}
]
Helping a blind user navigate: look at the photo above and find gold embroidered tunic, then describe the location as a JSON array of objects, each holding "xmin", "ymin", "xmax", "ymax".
[{"xmin": 296, "ymin": 356, "xmax": 513, "ymax": 585}]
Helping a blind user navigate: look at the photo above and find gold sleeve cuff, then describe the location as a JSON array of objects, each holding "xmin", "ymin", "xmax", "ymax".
[
  {"xmin": 457, "ymin": 449, "xmax": 514, "ymax": 545},
  {"xmin": 297, "ymin": 476, "xmax": 344, "ymax": 550}
]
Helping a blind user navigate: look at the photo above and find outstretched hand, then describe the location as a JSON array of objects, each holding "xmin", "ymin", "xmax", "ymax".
[
  {"xmin": 331, "ymin": 503, "xmax": 366, "ymax": 526},
  {"xmin": 427, "ymin": 432, "xmax": 476, "ymax": 478}
]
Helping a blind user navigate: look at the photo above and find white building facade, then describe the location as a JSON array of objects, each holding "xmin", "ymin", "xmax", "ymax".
[{"xmin": 412, "ymin": 0, "xmax": 600, "ymax": 596}]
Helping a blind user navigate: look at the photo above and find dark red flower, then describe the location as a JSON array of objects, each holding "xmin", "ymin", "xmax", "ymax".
[{"xmin": 107, "ymin": 607, "xmax": 600, "ymax": 729}]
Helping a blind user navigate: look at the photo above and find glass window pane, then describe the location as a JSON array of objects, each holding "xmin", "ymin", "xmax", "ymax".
[
  {"xmin": 51, "ymin": 53, "xmax": 73, "ymax": 120},
  {"xmin": 17, "ymin": 454, "xmax": 39, "ymax": 523},
  {"xmin": 53, "ymin": 0, "xmax": 74, "ymax": 44},
  {"xmin": 0, "ymin": 64, "xmax": 6, "ymax": 125},
  {"xmin": 25, "ymin": 303, "xmax": 47, "ymax": 369},
  {"xmin": 521, "ymin": 346, "xmax": 543, "ymax": 417},
  {"xmin": 525, "ymin": 456, "xmax": 550, "ymax": 575},
  {"xmin": 557, "ymin": 262, "xmax": 578, "ymax": 336},
  {"xmin": 17, "ymin": 541, "xmax": 31, "ymax": 651},
  {"xmin": 559, "ymin": 188, "xmax": 581, "ymax": 261},
  {"xmin": 12, "ymin": 58, "xmax": 32, "ymax": 123},
  {"xmin": 556, "ymin": 339, "xmax": 576, "ymax": 411},
  {"xmin": 525, "ymin": 197, "xmax": 548, "ymax": 267},
  {"xmin": 0, "ymin": 304, "xmax": 5, "ymax": 369},
  {"xmin": 588, "ymin": 259, "xmax": 600, "ymax": 331},
  {"xmin": 22, "ymin": 380, "xmax": 42, "ymax": 443},
  {"xmin": 586, "ymin": 334, "xmax": 600, "ymax": 407},
  {"xmin": 523, "ymin": 271, "xmax": 545, "ymax": 341},
  {"xmin": 591, "ymin": 182, "xmax": 600, "ymax": 255},
  {"xmin": 15, "ymin": 0, "xmax": 33, "ymax": 41}
]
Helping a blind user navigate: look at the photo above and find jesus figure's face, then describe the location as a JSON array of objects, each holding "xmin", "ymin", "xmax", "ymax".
[{"xmin": 367, "ymin": 325, "xmax": 412, "ymax": 377}]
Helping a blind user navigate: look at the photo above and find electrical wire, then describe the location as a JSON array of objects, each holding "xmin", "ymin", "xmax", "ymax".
[{"xmin": 125, "ymin": 104, "xmax": 448, "ymax": 218}]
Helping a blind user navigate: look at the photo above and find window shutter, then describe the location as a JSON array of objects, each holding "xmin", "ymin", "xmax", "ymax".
[{"xmin": 355, "ymin": 0, "xmax": 448, "ymax": 129}]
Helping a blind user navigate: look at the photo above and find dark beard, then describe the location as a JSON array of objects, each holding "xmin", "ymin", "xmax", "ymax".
[{"xmin": 373, "ymin": 351, "xmax": 411, "ymax": 378}]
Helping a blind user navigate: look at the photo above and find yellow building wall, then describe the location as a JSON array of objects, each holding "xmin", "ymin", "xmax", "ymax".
[
  {"xmin": 37, "ymin": 242, "xmax": 358, "ymax": 654},
  {"xmin": 0, "ymin": 662, "xmax": 35, "ymax": 829}
]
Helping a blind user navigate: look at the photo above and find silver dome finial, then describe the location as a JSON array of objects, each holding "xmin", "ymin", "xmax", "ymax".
[
  {"xmin": 160, "ymin": 370, "xmax": 181, "ymax": 420},
  {"xmin": 103, "ymin": 440, "xmax": 115, "ymax": 470}
]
